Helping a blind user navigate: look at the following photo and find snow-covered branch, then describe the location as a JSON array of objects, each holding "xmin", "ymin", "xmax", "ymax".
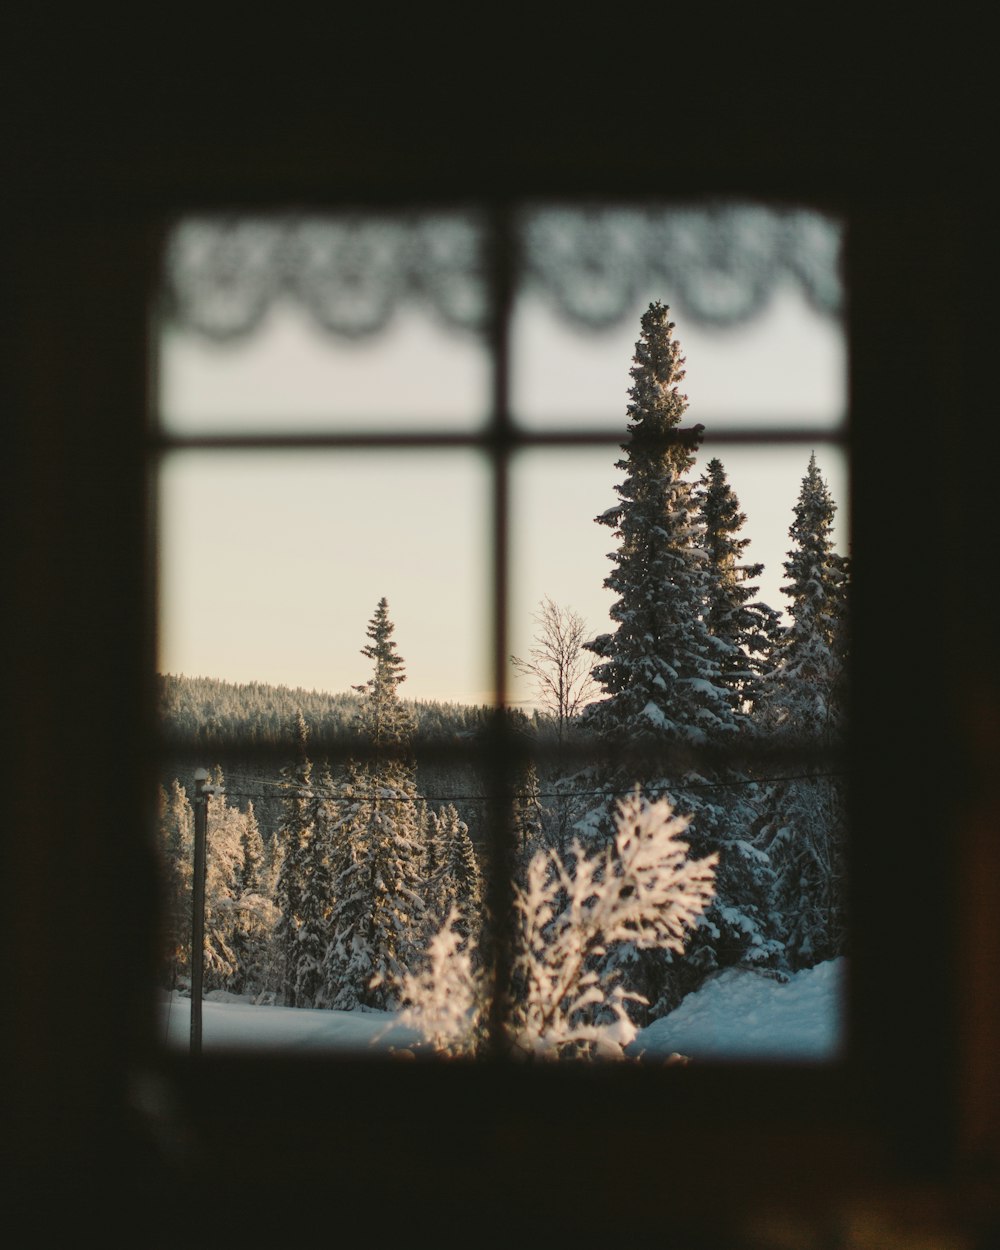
[{"xmin": 396, "ymin": 791, "xmax": 716, "ymax": 1061}]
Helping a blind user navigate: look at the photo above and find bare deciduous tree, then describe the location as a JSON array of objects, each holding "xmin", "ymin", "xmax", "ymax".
[{"xmin": 511, "ymin": 597, "xmax": 599, "ymax": 743}]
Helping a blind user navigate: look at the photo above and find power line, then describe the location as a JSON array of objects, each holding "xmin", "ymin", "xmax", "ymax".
[{"xmin": 188, "ymin": 770, "xmax": 846, "ymax": 806}]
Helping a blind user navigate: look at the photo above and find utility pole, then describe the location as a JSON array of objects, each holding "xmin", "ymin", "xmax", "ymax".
[{"xmin": 190, "ymin": 767, "xmax": 210, "ymax": 1056}]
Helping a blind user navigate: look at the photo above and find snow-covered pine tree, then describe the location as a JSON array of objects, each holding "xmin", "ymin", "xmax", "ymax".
[
  {"xmin": 157, "ymin": 773, "xmax": 277, "ymax": 996},
  {"xmin": 274, "ymin": 711, "xmax": 315, "ymax": 1006},
  {"xmin": 512, "ymin": 762, "xmax": 547, "ymax": 872},
  {"xmin": 199, "ymin": 766, "xmax": 252, "ymax": 991},
  {"xmin": 697, "ymin": 456, "xmax": 783, "ymax": 717},
  {"xmin": 227, "ymin": 799, "xmax": 281, "ymax": 1000},
  {"xmin": 679, "ymin": 457, "xmax": 791, "ymax": 997},
  {"xmin": 421, "ymin": 803, "xmax": 448, "ymax": 928},
  {"xmin": 577, "ymin": 303, "xmax": 778, "ymax": 1019},
  {"xmin": 757, "ymin": 452, "xmax": 849, "ymax": 968},
  {"xmin": 320, "ymin": 599, "xmax": 427, "ymax": 1011},
  {"xmin": 235, "ymin": 799, "xmax": 264, "ymax": 897},
  {"xmin": 425, "ymin": 802, "xmax": 482, "ymax": 943},
  {"xmin": 155, "ymin": 779, "xmax": 194, "ymax": 988},
  {"xmin": 582, "ymin": 302, "xmax": 739, "ymax": 758},
  {"xmin": 291, "ymin": 762, "xmax": 337, "ymax": 1007}
]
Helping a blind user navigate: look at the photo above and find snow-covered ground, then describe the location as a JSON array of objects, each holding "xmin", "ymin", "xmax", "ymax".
[
  {"xmin": 628, "ymin": 957, "xmax": 844, "ymax": 1062},
  {"xmin": 158, "ymin": 957, "xmax": 845, "ymax": 1063}
]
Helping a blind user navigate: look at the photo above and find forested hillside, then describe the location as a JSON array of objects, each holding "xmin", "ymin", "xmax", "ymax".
[{"xmin": 158, "ymin": 671, "xmax": 511, "ymax": 845}]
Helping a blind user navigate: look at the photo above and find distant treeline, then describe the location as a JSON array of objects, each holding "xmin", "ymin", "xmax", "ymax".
[{"xmin": 157, "ymin": 673, "xmax": 538, "ymax": 846}]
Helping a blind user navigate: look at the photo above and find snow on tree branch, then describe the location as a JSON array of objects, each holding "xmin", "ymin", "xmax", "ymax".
[{"xmin": 394, "ymin": 791, "xmax": 717, "ymax": 1061}]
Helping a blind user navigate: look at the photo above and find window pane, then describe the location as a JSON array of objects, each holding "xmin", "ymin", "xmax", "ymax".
[
  {"xmin": 158, "ymin": 215, "xmax": 490, "ymax": 434},
  {"xmin": 512, "ymin": 204, "xmax": 845, "ymax": 430},
  {"xmin": 511, "ymin": 443, "xmax": 848, "ymax": 701},
  {"xmin": 156, "ymin": 448, "xmax": 494, "ymax": 1052},
  {"xmin": 153, "ymin": 203, "xmax": 849, "ymax": 1066},
  {"xmin": 512, "ymin": 286, "xmax": 846, "ymax": 430},
  {"xmin": 157, "ymin": 449, "xmax": 491, "ymax": 703}
]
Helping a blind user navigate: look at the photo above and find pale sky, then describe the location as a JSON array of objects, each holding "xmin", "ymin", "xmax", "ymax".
[{"xmin": 157, "ymin": 282, "xmax": 847, "ymax": 707}]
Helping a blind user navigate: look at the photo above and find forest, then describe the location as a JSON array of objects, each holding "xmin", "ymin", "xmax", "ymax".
[{"xmin": 156, "ymin": 301, "xmax": 848, "ymax": 1059}]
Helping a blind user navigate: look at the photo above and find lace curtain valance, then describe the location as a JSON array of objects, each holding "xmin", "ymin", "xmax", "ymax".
[{"xmin": 164, "ymin": 204, "xmax": 842, "ymax": 341}]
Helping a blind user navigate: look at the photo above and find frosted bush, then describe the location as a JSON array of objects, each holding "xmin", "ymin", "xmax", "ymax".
[{"xmin": 395, "ymin": 791, "xmax": 716, "ymax": 1060}]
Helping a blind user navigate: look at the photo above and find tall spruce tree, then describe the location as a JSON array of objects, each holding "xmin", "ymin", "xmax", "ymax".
[
  {"xmin": 425, "ymin": 802, "xmax": 482, "ymax": 943},
  {"xmin": 228, "ymin": 799, "xmax": 280, "ymax": 999},
  {"xmin": 757, "ymin": 453, "xmax": 849, "ymax": 968},
  {"xmin": 235, "ymin": 799, "xmax": 264, "ymax": 897},
  {"xmin": 578, "ymin": 303, "xmax": 780, "ymax": 1019},
  {"xmin": 697, "ymin": 457, "xmax": 783, "ymax": 717},
  {"xmin": 274, "ymin": 711, "xmax": 315, "ymax": 1006},
  {"xmin": 320, "ymin": 599, "xmax": 427, "ymax": 1010},
  {"xmin": 156, "ymin": 779, "xmax": 194, "ymax": 988},
  {"xmin": 201, "ymin": 766, "xmax": 269, "ymax": 993},
  {"xmin": 512, "ymin": 763, "xmax": 547, "ymax": 870},
  {"xmin": 582, "ymin": 302, "xmax": 739, "ymax": 757},
  {"xmin": 291, "ymin": 763, "xmax": 337, "ymax": 1007}
]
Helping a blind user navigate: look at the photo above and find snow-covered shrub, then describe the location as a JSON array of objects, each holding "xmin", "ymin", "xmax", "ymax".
[{"xmin": 395, "ymin": 791, "xmax": 717, "ymax": 1060}]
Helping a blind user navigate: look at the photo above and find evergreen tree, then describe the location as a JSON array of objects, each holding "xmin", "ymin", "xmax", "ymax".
[
  {"xmin": 771, "ymin": 452, "xmax": 848, "ymax": 734},
  {"xmin": 582, "ymin": 302, "xmax": 744, "ymax": 755},
  {"xmin": 444, "ymin": 805, "xmax": 483, "ymax": 921},
  {"xmin": 577, "ymin": 303, "xmax": 779, "ymax": 1019},
  {"xmin": 757, "ymin": 453, "xmax": 849, "ymax": 968},
  {"xmin": 228, "ymin": 800, "xmax": 280, "ymax": 1000},
  {"xmin": 156, "ymin": 779, "xmax": 194, "ymax": 988},
  {"xmin": 425, "ymin": 802, "xmax": 482, "ymax": 942},
  {"xmin": 235, "ymin": 800, "xmax": 264, "ymax": 897},
  {"xmin": 274, "ymin": 711, "xmax": 315, "ymax": 1006},
  {"xmin": 200, "ymin": 766, "xmax": 256, "ymax": 992},
  {"xmin": 355, "ymin": 596, "xmax": 415, "ymax": 753},
  {"xmin": 697, "ymin": 457, "xmax": 783, "ymax": 716},
  {"xmin": 421, "ymin": 803, "xmax": 450, "ymax": 931},
  {"xmin": 292, "ymin": 764, "xmax": 336, "ymax": 1007},
  {"xmin": 512, "ymin": 763, "xmax": 547, "ymax": 872},
  {"xmin": 152, "ymin": 770, "xmax": 284, "ymax": 1001},
  {"xmin": 321, "ymin": 600, "xmax": 427, "ymax": 1011}
]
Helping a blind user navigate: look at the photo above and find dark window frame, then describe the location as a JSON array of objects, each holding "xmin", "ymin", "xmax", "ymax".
[
  {"xmin": 142, "ymin": 198, "xmax": 974, "ymax": 1202},
  {"xmin": 7, "ymin": 178, "xmax": 987, "ymax": 1245},
  {"xmin": 151, "ymin": 200, "xmax": 851, "ymax": 1051}
]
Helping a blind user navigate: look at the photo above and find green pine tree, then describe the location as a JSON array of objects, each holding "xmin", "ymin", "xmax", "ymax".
[
  {"xmin": 274, "ymin": 711, "xmax": 315, "ymax": 1006},
  {"xmin": 758, "ymin": 453, "xmax": 849, "ymax": 968},
  {"xmin": 583, "ymin": 301, "xmax": 742, "ymax": 755},
  {"xmin": 321, "ymin": 600, "xmax": 427, "ymax": 1011},
  {"xmin": 577, "ymin": 303, "xmax": 778, "ymax": 1019},
  {"xmin": 698, "ymin": 456, "xmax": 783, "ymax": 717},
  {"xmin": 156, "ymin": 779, "xmax": 194, "ymax": 988}
]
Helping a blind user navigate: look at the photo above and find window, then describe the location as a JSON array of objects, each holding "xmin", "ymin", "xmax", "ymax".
[
  {"xmin": 153, "ymin": 203, "xmax": 850, "ymax": 1064},
  {"xmin": 9, "ymin": 66, "xmax": 990, "ymax": 1245}
]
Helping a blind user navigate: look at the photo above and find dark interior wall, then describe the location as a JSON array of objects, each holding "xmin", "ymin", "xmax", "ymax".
[{"xmin": 3, "ymin": 21, "xmax": 997, "ymax": 1244}]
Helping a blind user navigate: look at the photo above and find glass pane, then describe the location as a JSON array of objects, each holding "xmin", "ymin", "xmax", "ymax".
[
  {"xmin": 158, "ymin": 215, "xmax": 490, "ymax": 434},
  {"xmin": 510, "ymin": 443, "xmax": 849, "ymax": 704},
  {"xmin": 157, "ymin": 449, "xmax": 491, "ymax": 703},
  {"xmin": 156, "ymin": 448, "xmax": 494, "ymax": 1051},
  {"xmin": 508, "ymin": 441, "xmax": 848, "ymax": 1061},
  {"xmin": 512, "ymin": 204, "xmax": 845, "ymax": 430}
]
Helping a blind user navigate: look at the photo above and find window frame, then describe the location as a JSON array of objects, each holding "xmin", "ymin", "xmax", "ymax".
[
  {"xmin": 5, "ymin": 197, "xmax": 977, "ymax": 1240},
  {"xmin": 152, "ymin": 209, "xmax": 858, "ymax": 1056}
]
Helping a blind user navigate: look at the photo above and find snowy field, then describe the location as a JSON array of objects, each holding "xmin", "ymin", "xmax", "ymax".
[{"xmin": 158, "ymin": 957, "xmax": 845, "ymax": 1064}]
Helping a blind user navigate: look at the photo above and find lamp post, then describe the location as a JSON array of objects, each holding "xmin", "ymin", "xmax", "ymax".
[{"xmin": 190, "ymin": 768, "xmax": 210, "ymax": 1055}]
